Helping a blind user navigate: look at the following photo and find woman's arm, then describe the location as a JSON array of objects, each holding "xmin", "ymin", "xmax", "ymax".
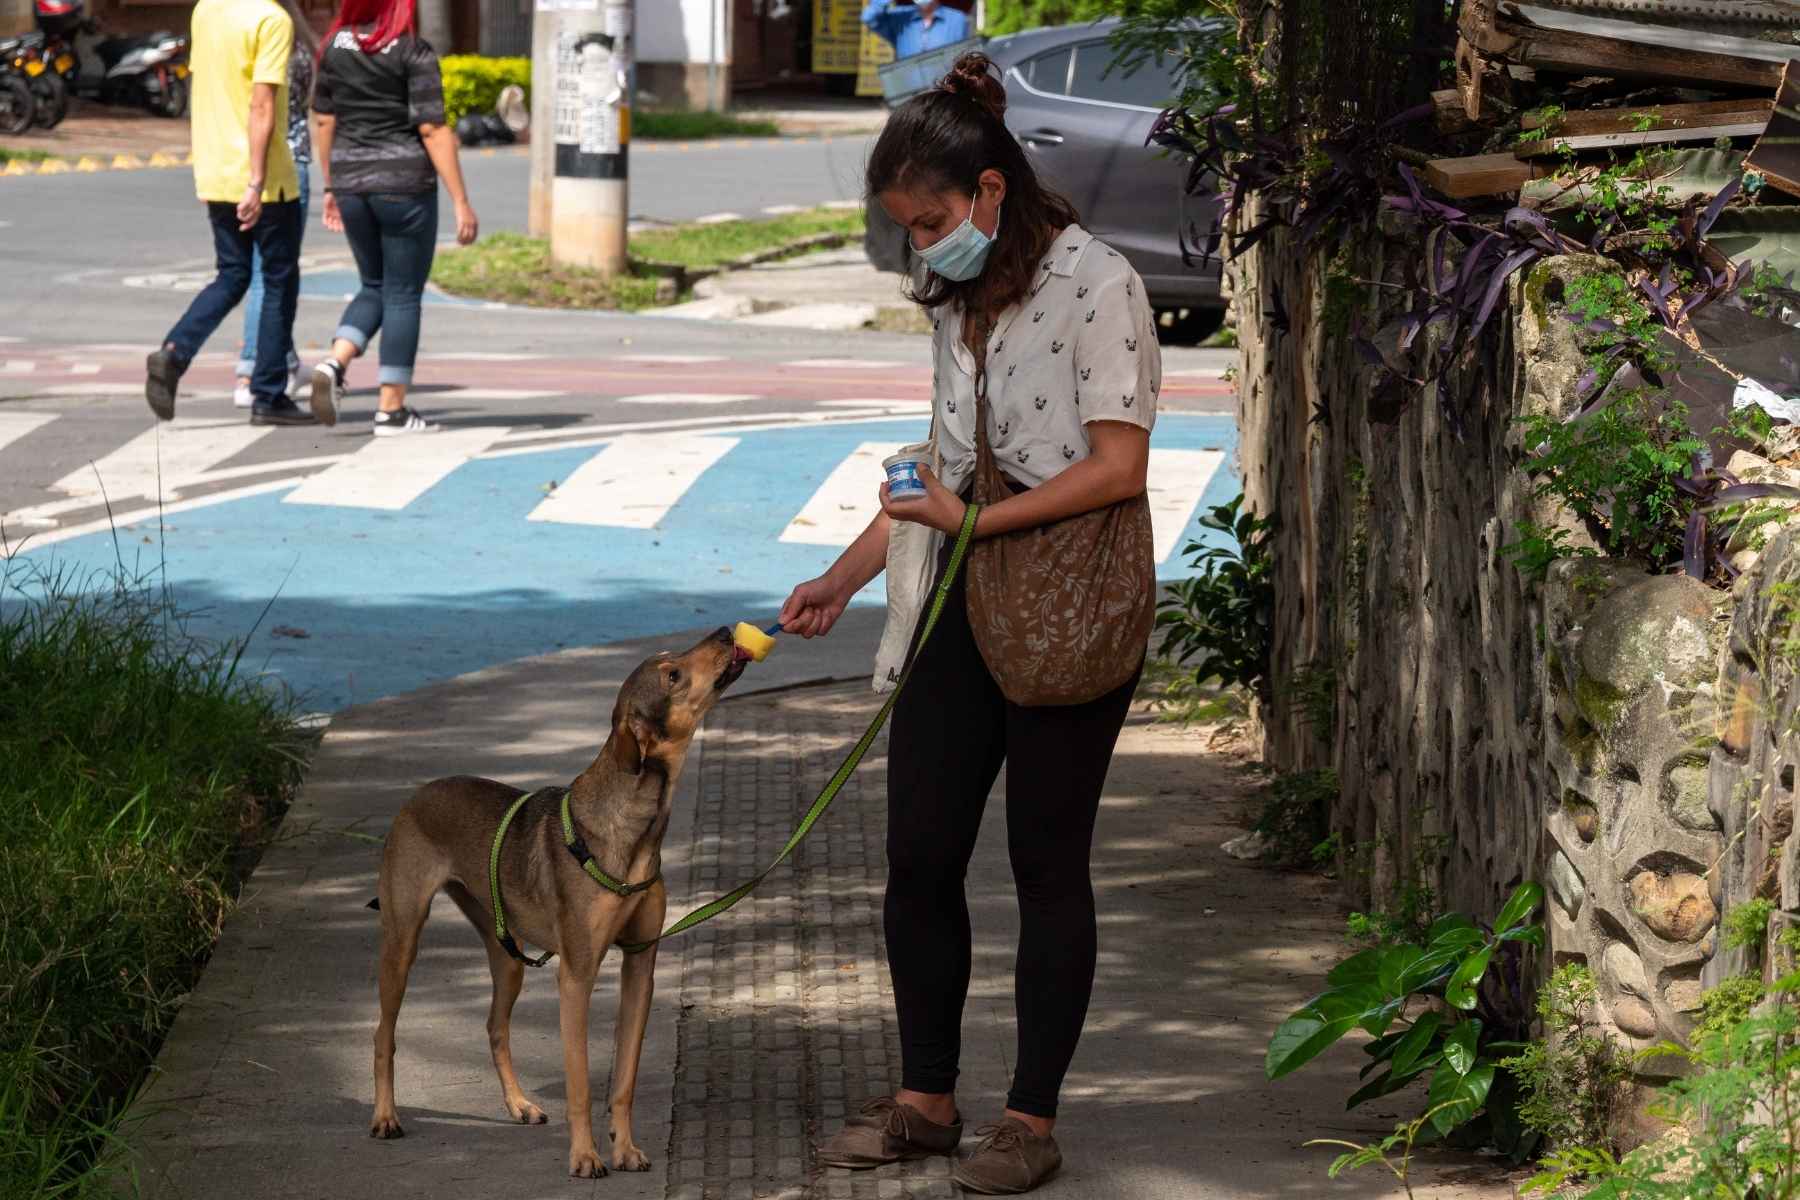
[
  {"xmin": 777, "ymin": 510, "xmax": 892, "ymax": 638},
  {"xmin": 881, "ymin": 420, "xmax": 1149, "ymax": 538},
  {"xmin": 313, "ymin": 113, "xmax": 341, "ymax": 231},
  {"xmin": 419, "ymin": 123, "xmax": 479, "ymax": 244}
]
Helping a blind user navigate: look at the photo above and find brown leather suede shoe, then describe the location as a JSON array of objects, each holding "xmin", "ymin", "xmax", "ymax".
[
  {"xmin": 951, "ymin": 1118, "xmax": 1063, "ymax": 1194},
  {"xmin": 815, "ymin": 1096, "xmax": 963, "ymax": 1169}
]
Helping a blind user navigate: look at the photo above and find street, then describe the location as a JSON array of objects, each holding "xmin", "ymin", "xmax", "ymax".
[{"xmin": 0, "ymin": 136, "xmax": 1237, "ymax": 712}]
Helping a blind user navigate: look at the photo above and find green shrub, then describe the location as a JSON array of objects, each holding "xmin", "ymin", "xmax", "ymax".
[
  {"xmin": 982, "ymin": 0, "xmax": 1115, "ymax": 35},
  {"xmin": 1252, "ymin": 768, "xmax": 1336, "ymax": 866},
  {"xmin": 440, "ymin": 54, "xmax": 530, "ymax": 127},
  {"xmin": 1503, "ymin": 963, "xmax": 1630, "ymax": 1154},
  {"xmin": 1154, "ymin": 494, "xmax": 1276, "ymax": 702}
]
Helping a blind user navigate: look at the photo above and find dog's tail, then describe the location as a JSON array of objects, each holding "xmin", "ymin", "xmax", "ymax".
[{"xmin": 366, "ymin": 897, "xmax": 380, "ymax": 911}]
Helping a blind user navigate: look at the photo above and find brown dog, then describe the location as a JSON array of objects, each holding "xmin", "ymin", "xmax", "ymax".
[{"xmin": 369, "ymin": 627, "xmax": 749, "ymax": 1177}]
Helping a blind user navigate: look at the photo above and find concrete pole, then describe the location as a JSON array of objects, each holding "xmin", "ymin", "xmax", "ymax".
[
  {"xmin": 549, "ymin": 0, "xmax": 632, "ymax": 274},
  {"xmin": 528, "ymin": 0, "xmax": 554, "ymax": 237}
]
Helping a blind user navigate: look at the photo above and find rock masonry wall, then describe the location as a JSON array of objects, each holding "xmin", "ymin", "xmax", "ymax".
[{"xmin": 1233, "ymin": 207, "xmax": 1799, "ymax": 1051}]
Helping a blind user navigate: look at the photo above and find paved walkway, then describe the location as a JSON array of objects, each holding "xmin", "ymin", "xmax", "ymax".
[{"xmin": 124, "ymin": 616, "xmax": 1520, "ymax": 1199}]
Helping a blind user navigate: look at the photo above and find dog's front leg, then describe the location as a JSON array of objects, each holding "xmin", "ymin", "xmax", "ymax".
[
  {"xmin": 558, "ymin": 953, "xmax": 607, "ymax": 1178},
  {"xmin": 608, "ymin": 887, "xmax": 667, "ymax": 1171}
]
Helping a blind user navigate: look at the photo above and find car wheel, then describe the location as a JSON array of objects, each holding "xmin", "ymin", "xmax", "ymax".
[{"xmin": 1157, "ymin": 307, "xmax": 1226, "ymax": 346}]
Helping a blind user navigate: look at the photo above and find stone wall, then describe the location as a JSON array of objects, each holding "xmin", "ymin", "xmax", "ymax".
[{"xmin": 1233, "ymin": 207, "xmax": 1799, "ymax": 1049}]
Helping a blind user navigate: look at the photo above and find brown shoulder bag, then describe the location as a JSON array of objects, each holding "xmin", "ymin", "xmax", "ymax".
[{"xmin": 963, "ymin": 319, "xmax": 1156, "ymax": 706}]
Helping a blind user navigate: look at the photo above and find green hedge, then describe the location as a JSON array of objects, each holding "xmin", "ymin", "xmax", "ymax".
[
  {"xmin": 981, "ymin": 0, "xmax": 1114, "ymax": 35},
  {"xmin": 440, "ymin": 54, "xmax": 530, "ymax": 127}
]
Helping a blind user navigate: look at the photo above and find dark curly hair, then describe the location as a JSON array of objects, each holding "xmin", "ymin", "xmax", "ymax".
[{"xmin": 866, "ymin": 52, "xmax": 1079, "ymax": 321}]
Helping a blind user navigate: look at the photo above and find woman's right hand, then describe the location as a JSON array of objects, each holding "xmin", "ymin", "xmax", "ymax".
[
  {"xmin": 322, "ymin": 192, "xmax": 343, "ymax": 233},
  {"xmin": 454, "ymin": 201, "xmax": 479, "ymax": 245},
  {"xmin": 778, "ymin": 574, "xmax": 852, "ymax": 639}
]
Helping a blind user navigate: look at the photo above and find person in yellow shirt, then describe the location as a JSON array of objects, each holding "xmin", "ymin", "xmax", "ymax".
[{"xmin": 145, "ymin": 0, "xmax": 314, "ymax": 426}]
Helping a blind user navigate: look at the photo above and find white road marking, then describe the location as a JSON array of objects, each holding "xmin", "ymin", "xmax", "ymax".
[
  {"xmin": 0, "ymin": 412, "xmax": 55, "ymax": 455},
  {"xmin": 1, "ymin": 478, "xmax": 302, "ymax": 559},
  {"xmin": 619, "ymin": 354, "xmax": 728, "ymax": 365},
  {"xmin": 818, "ymin": 398, "xmax": 929, "ymax": 408},
  {"xmin": 785, "ymin": 358, "xmax": 904, "ymax": 369},
  {"xmin": 694, "ymin": 212, "xmax": 745, "ymax": 225},
  {"xmin": 52, "ymin": 418, "xmax": 275, "ymax": 501},
  {"xmin": 482, "ymin": 406, "xmax": 925, "ymax": 460},
  {"xmin": 1, "ymin": 361, "xmax": 34, "ymax": 374},
  {"xmin": 426, "ymin": 352, "xmax": 547, "ymax": 362},
  {"xmin": 761, "ymin": 204, "xmax": 805, "ymax": 215},
  {"xmin": 779, "ymin": 442, "xmax": 904, "ymax": 547},
  {"xmin": 614, "ymin": 393, "xmax": 761, "ymax": 405},
  {"xmin": 34, "ymin": 383, "xmax": 157, "ymax": 397},
  {"xmin": 822, "ymin": 200, "xmax": 860, "ymax": 211},
  {"xmin": 528, "ymin": 434, "xmax": 737, "ymax": 529},
  {"xmin": 68, "ymin": 364, "xmax": 102, "ymax": 375},
  {"xmin": 1147, "ymin": 449, "xmax": 1227, "ymax": 562},
  {"xmin": 425, "ymin": 388, "xmax": 563, "ymax": 401},
  {"xmin": 283, "ymin": 427, "xmax": 509, "ymax": 510}
]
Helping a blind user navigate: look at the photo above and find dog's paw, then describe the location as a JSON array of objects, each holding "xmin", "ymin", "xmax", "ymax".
[
  {"xmin": 369, "ymin": 1113, "xmax": 405, "ymax": 1140},
  {"xmin": 508, "ymin": 1099, "xmax": 548, "ymax": 1125},
  {"xmin": 569, "ymin": 1148, "xmax": 609, "ymax": 1179},
  {"xmin": 611, "ymin": 1144, "xmax": 652, "ymax": 1172}
]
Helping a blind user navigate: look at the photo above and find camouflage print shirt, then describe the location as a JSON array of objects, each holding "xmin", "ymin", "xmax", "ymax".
[{"xmin": 286, "ymin": 44, "xmax": 313, "ymax": 164}]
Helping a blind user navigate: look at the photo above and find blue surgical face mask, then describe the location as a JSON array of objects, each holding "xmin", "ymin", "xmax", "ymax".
[{"xmin": 913, "ymin": 197, "xmax": 998, "ymax": 282}]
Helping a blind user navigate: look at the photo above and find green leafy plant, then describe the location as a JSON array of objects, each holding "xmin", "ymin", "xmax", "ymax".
[
  {"xmin": 1525, "ymin": 973, "xmax": 1800, "ymax": 1200},
  {"xmin": 1268, "ymin": 883, "xmax": 1546, "ymax": 1153},
  {"xmin": 1502, "ymin": 519, "xmax": 1592, "ymax": 584},
  {"xmin": 1502, "ymin": 963, "xmax": 1630, "ymax": 1154},
  {"xmin": 1156, "ymin": 494, "xmax": 1277, "ymax": 702},
  {"xmin": 1519, "ymin": 392, "xmax": 1705, "ymax": 571},
  {"xmin": 1307, "ymin": 1103, "xmax": 1463, "ymax": 1200},
  {"xmin": 439, "ymin": 54, "xmax": 530, "ymax": 128},
  {"xmin": 1250, "ymin": 768, "xmax": 1337, "ymax": 866}
]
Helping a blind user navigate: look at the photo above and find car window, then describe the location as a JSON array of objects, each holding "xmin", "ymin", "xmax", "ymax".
[
  {"xmin": 1066, "ymin": 39, "xmax": 1178, "ymax": 109},
  {"xmin": 1019, "ymin": 45, "xmax": 1072, "ymax": 96}
]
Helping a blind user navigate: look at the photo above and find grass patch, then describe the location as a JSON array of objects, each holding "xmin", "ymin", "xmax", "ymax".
[
  {"xmin": 634, "ymin": 111, "xmax": 781, "ymax": 140},
  {"xmin": 864, "ymin": 304, "xmax": 932, "ymax": 336},
  {"xmin": 0, "ymin": 147, "xmax": 53, "ymax": 165},
  {"xmin": 431, "ymin": 206, "xmax": 866, "ymax": 310},
  {"xmin": 0, "ymin": 559, "xmax": 311, "ymax": 1197}
]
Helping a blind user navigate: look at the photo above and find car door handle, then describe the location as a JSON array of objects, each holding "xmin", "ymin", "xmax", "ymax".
[{"xmin": 1021, "ymin": 128, "xmax": 1064, "ymax": 146}]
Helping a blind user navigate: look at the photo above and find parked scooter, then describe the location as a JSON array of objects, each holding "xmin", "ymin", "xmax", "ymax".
[
  {"xmin": 1, "ymin": 31, "xmax": 70, "ymax": 129},
  {"xmin": 0, "ymin": 58, "xmax": 33, "ymax": 136},
  {"xmin": 35, "ymin": 0, "xmax": 189, "ymax": 118}
]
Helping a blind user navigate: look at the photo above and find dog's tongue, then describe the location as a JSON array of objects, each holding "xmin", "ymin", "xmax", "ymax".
[{"xmin": 731, "ymin": 644, "xmax": 754, "ymax": 664}]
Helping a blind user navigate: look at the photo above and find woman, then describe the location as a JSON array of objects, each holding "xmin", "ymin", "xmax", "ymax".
[
  {"xmin": 233, "ymin": 0, "xmax": 316, "ymax": 411},
  {"xmin": 778, "ymin": 53, "xmax": 1161, "ymax": 1196},
  {"xmin": 306, "ymin": 0, "xmax": 477, "ymax": 435}
]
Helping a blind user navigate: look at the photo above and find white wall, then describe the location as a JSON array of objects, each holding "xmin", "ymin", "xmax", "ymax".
[{"xmin": 639, "ymin": 0, "xmax": 728, "ymax": 66}]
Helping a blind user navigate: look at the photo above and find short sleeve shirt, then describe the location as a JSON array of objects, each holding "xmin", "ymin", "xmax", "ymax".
[
  {"xmin": 188, "ymin": 0, "xmax": 299, "ymax": 203},
  {"xmin": 312, "ymin": 30, "xmax": 446, "ymax": 194},
  {"xmin": 931, "ymin": 226, "xmax": 1161, "ymax": 495}
]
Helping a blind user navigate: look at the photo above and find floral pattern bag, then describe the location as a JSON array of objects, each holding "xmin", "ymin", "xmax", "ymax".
[{"xmin": 964, "ymin": 326, "xmax": 1156, "ymax": 706}]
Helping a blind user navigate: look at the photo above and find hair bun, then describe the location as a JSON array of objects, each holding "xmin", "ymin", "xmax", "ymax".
[{"xmin": 938, "ymin": 52, "xmax": 1007, "ymax": 124}]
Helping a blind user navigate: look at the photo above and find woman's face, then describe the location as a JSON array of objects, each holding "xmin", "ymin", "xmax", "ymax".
[{"xmin": 879, "ymin": 168, "xmax": 1005, "ymax": 253}]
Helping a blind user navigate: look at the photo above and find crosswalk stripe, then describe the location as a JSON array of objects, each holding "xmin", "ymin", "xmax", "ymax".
[
  {"xmin": 283, "ymin": 427, "xmax": 510, "ymax": 510},
  {"xmin": 779, "ymin": 441, "xmax": 903, "ymax": 547},
  {"xmin": 52, "ymin": 418, "xmax": 275, "ymax": 501},
  {"xmin": 1, "ymin": 361, "xmax": 34, "ymax": 374},
  {"xmin": 68, "ymin": 364, "xmax": 103, "ymax": 375},
  {"xmin": 615, "ymin": 393, "xmax": 761, "ymax": 405},
  {"xmin": 785, "ymin": 358, "xmax": 905, "ymax": 369},
  {"xmin": 0, "ymin": 412, "xmax": 55, "ymax": 456},
  {"xmin": 1148, "ymin": 448, "xmax": 1227, "ymax": 563},
  {"xmin": 528, "ymin": 434, "xmax": 737, "ymax": 529},
  {"xmin": 619, "ymin": 354, "xmax": 727, "ymax": 365},
  {"xmin": 430, "ymin": 388, "xmax": 564, "ymax": 401}
]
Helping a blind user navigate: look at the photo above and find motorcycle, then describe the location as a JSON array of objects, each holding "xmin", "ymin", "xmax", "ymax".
[
  {"xmin": 0, "ymin": 60, "xmax": 32, "ymax": 136},
  {"xmin": 35, "ymin": 0, "xmax": 189, "ymax": 118},
  {"xmin": 1, "ymin": 31, "xmax": 70, "ymax": 129}
]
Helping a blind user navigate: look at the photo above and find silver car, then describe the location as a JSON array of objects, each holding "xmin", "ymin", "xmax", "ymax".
[{"xmin": 986, "ymin": 19, "xmax": 1225, "ymax": 341}]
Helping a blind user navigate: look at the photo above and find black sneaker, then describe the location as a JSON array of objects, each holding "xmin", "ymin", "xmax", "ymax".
[
  {"xmin": 309, "ymin": 359, "xmax": 344, "ymax": 427},
  {"xmin": 145, "ymin": 347, "xmax": 187, "ymax": 421},
  {"xmin": 251, "ymin": 396, "xmax": 317, "ymax": 426},
  {"xmin": 372, "ymin": 406, "xmax": 437, "ymax": 437}
]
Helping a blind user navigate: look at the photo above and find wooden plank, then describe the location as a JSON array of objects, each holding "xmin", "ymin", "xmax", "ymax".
[
  {"xmin": 1463, "ymin": 1, "xmax": 1793, "ymax": 88},
  {"xmin": 1745, "ymin": 60, "xmax": 1800, "ymax": 197},
  {"xmin": 1433, "ymin": 88, "xmax": 1477, "ymax": 134},
  {"xmin": 1520, "ymin": 98, "xmax": 1774, "ymax": 135},
  {"xmin": 1517, "ymin": 118, "xmax": 1774, "ymax": 155},
  {"xmin": 1425, "ymin": 152, "xmax": 1550, "ymax": 197}
]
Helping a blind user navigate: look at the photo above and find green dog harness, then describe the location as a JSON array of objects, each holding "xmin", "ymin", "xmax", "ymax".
[{"xmin": 488, "ymin": 785, "xmax": 663, "ymax": 967}]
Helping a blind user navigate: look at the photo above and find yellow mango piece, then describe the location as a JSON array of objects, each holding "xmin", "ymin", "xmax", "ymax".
[{"xmin": 733, "ymin": 621, "xmax": 776, "ymax": 662}]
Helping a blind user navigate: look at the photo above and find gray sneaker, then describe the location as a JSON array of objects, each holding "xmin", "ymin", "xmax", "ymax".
[
  {"xmin": 816, "ymin": 1097, "xmax": 962, "ymax": 1169},
  {"xmin": 952, "ymin": 1118, "xmax": 1062, "ymax": 1195}
]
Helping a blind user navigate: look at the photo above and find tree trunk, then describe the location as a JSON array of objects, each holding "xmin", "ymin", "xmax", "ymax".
[{"xmin": 417, "ymin": 0, "xmax": 455, "ymax": 53}]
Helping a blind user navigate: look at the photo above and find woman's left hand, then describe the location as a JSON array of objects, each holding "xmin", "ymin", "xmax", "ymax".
[
  {"xmin": 321, "ymin": 192, "xmax": 344, "ymax": 233},
  {"xmin": 879, "ymin": 464, "xmax": 968, "ymax": 535}
]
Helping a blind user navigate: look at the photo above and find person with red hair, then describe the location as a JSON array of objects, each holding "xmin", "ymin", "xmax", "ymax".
[{"xmin": 306, "ymin": 0, "xmax": 478, "ymax": 436}]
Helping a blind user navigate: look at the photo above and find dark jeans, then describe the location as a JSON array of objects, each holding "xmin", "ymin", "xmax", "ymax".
[
  {"xmin": 333, "ymin": 190, "xmax": 438, "ymax": 386},
  {"xmin": 884, "ymin": 545, "xmax": 1141, "ymax": 1120},
  {"xmin": 164, "ymin": 199, "xmax": 302, "ymax": 404}
]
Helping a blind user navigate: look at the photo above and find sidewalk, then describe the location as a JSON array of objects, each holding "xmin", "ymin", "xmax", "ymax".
[{"xmin": 123, "ymin": 614, "xmax": 1521, "ymax": 1200}]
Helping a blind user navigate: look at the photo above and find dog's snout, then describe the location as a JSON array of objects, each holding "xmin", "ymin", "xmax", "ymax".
[{"xmin": 711, "ymin": 626, "xmax": 733, "ymax": 645}]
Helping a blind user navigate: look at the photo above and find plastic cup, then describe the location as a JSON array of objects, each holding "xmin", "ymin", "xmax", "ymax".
[{"xmin": 883, "ymin": 451, "xmax": 928, "ymax": 501}]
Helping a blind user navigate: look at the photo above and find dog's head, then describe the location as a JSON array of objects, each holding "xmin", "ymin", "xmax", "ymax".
[{"xmin": 608, "ymin": 627, "xmax": 749, "ymax": 775}]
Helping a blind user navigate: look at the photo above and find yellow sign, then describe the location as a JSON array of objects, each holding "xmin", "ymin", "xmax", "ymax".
[
  {"xmin": 812, "ymin": 0, "xmax": 861, "ymax": 76},
  {"xmin": 856, "ymin": 24, "xmax": 895, "ymax": 97}
]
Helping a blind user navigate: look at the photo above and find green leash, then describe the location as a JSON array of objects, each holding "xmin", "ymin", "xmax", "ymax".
[{"xmin": 488, "ymin": 502, "xmax": 981, "ymax": 964}]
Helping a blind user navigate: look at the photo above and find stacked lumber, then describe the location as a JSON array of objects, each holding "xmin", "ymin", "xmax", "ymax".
[{"xmin": 1425, "ymin": 0, "xmax": 1800, "ymax": 199}]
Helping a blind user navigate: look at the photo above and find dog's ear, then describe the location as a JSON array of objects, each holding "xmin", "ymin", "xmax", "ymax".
[{"xmin": 612, "ymin": 714, "xmax": 659, "ymax": 775}]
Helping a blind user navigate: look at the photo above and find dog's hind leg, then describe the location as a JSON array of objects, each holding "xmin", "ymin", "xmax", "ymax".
[
  {"xmin": 444, "ymin": 882, "xmax": 549, "ymax": 1127},
  {"xmin": 370, "ymin": 817, "xmax": 443, "ymax": 1140},
  {"xmin": 606, "ymin": 884, "xmax": 667, "ymax": 1172}
]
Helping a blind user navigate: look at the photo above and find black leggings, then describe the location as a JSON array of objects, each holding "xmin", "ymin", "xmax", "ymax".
[{"xmin": 885, "ymin": 550, "xmax": 1139, "ymax": 1119}]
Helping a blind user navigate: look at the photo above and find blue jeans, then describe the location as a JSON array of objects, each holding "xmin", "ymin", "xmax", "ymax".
[
  {"xmin": 164, "ymin": 197, "xmax": 302, "ymax": 404},
  {"xmin": 238, "ymin": 161, "xmax": 310, "ymax": 380},
  {"xmin": 333, "ymin": 191, "xmax": 438, "ymax": 386}
]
